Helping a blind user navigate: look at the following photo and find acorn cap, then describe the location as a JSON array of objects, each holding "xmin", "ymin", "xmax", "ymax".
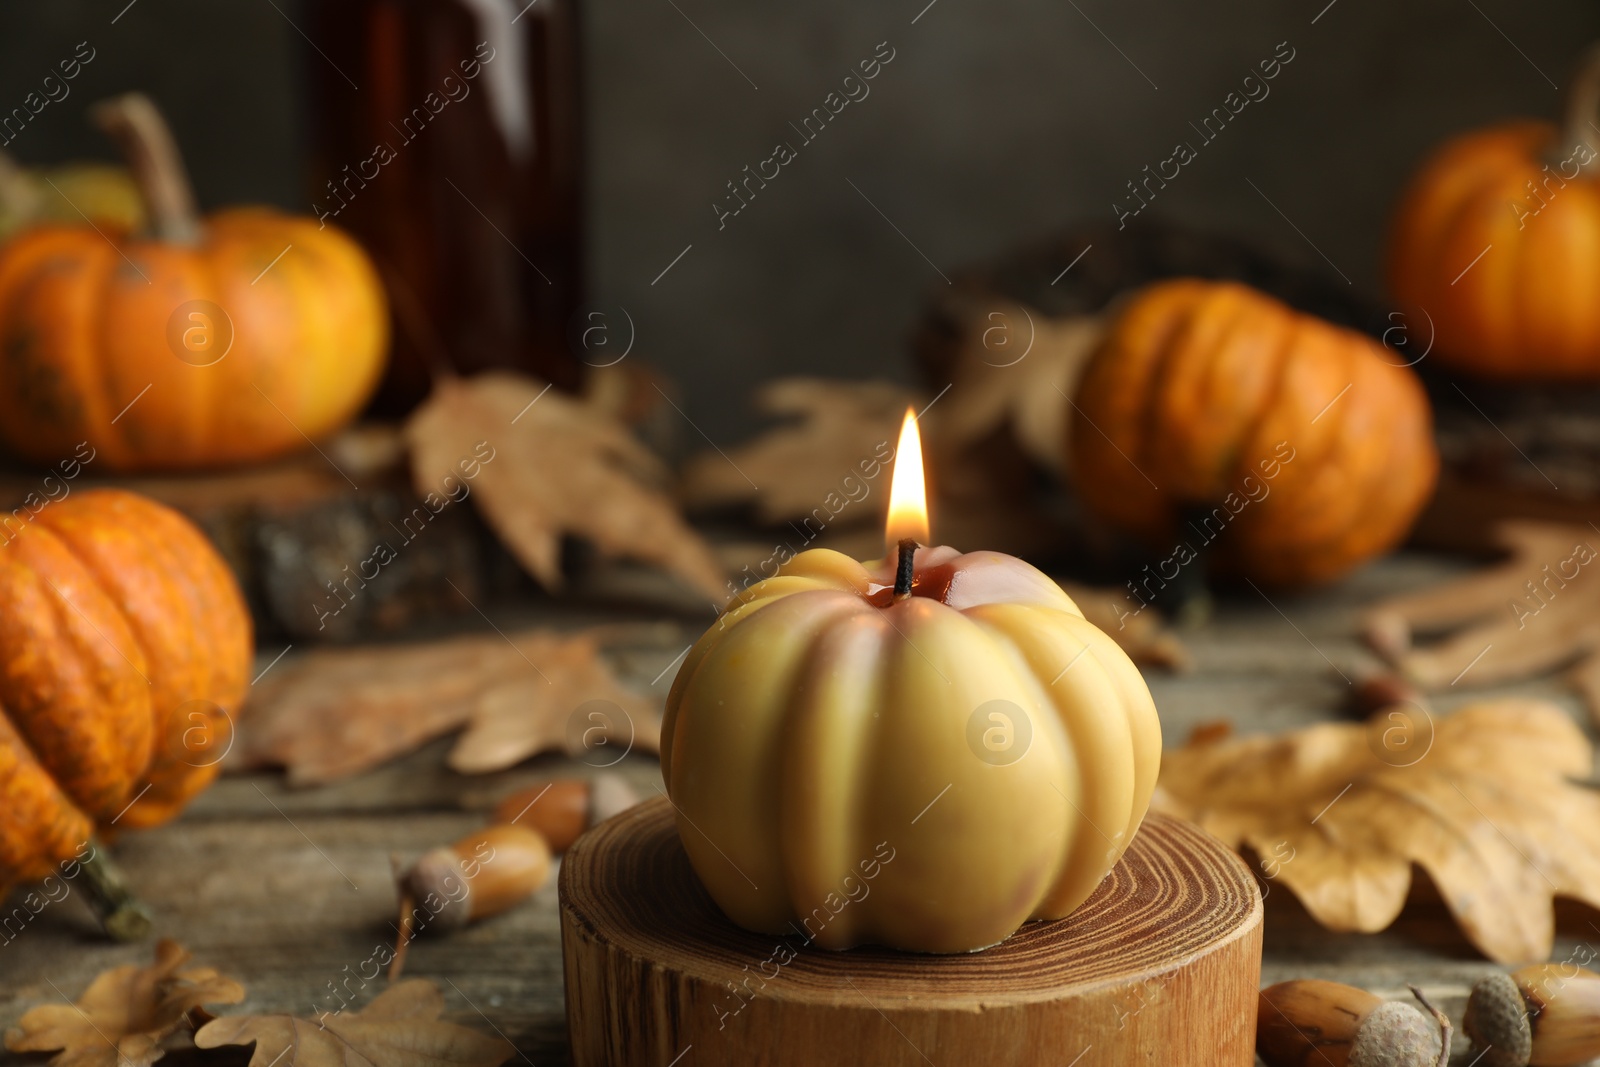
[
  {"xmin": 403, "ymin": 845, "xmax": 475, "ymax": 932},
  {"xmin": 1464, "ymin": 971, "xmax": 1533, "ymax": 1067},
  {"xmin": 1350, "ymin": 1000, "xmax": 1443, "ymax": 1067}
]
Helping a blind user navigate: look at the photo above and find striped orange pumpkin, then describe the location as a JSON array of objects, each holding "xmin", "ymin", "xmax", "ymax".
[
  {"xmin": 1387, "ymin": 46, "xmax": 1600, "ymax": 379},
  {"xmin": 0, "ymin": 94, "xmax": 386, "ymax": 471},
  {"xmin": 1069, "ymin": 279, "xmax": 1438, "ymax": 586},
  {"xmin": 0, "ymin": 489, "xmax": 250, "ymax": 901}
]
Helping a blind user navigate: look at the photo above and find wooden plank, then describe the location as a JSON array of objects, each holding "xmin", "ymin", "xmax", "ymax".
[
  {"xmin": 0, "ymin": 809, "xmax": 574, "ymax": 1063},
  {"xmin": 199, "ymin": 739, "xmax": 668, "ymax": 822},
  {"xmin": 2, "ymin": 551, "xmax": 1594, "ymax": 1066}
]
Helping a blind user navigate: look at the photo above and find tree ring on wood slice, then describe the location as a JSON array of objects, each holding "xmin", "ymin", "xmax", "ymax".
[{"xmin": 559, "ymin": 797, "xmax": 1264, "ymax": 1067}]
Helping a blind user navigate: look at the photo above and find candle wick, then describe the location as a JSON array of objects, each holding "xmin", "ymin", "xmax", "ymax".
[{"xmin": 893, "ymin": 538, "xmax": 918, "ymax": 599}]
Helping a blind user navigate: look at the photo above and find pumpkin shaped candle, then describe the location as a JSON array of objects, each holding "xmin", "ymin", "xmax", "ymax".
[{"xmin": 663, "ymin": 412, "xmax": 1161, "ymax": 953}]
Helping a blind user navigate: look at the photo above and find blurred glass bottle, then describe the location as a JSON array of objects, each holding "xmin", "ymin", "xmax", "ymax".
[{"xmin": 306, "ymin": 0, "xmax": 583, "ymax": 414}]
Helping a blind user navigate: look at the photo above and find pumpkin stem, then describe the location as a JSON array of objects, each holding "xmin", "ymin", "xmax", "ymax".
[
  {"xmin": 893, "ymin": 538, "xmax": 918, "ymax": 599},
  {"xmin": 78, "ymin": 838, "xmax": 153, "ymax": 941},
  {"xmin": 1562, "ymin": 42, "xmax": 1600, "ymax": 170},
  {"xmin": 1172, "ymin": 505, "xmax": 1216, "ymax": 628},
  {"xmin": 89, "ymin": 92, "xmax": 201, "ymax": 245}
]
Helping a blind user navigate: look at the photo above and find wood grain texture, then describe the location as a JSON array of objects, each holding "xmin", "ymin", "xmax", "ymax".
[
  {"xmin": 1, "ymin": 554, "xmax": 1591, "ymax": 1067},
  {"xmin": 560, "ymin": 798, "xmax": 1264, "ymax": 1067}
]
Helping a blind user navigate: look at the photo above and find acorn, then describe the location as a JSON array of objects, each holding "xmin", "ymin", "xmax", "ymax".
[
  {"xmin": 492, "ymin": 773, "xmax": 641, "ymax": 852},
  {"xmin": 1464, "ymin": 964, "xmax": 1600, "ymax": 1067},
  {"xmin": 1257, "ymin": 980, "xmax": 1450, "ymax": 1067},
  {"xmin": 388, "ymin": 824, "xmax": 551, "ymax": 979}
]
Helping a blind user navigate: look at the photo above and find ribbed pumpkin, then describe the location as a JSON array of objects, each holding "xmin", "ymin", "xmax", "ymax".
[
  {"xmin": 1070, "ymin": 279, "xmax": 1438, "ymax": 587},
  {"xmin": 1387, "ymin": 45, "xmax": 1600, "ymax": 379},
  {"xmin": 0, "ymin": 93, "xmax": 387, "ymax": 472},
  {"xmin": 662, "ymin": 544, "xmax": 1161, "ymax": 953},
  {"xmin": 0, "ymin": 489, "xmax": 251, "ymax": 933}
]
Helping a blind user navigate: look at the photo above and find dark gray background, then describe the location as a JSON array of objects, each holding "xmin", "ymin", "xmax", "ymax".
[{"xmin": 1, "ymin": 0, "xmax": 1595, "ymax": 441}]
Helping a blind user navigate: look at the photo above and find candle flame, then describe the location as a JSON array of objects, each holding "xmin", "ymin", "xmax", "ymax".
[{"xmin": 885, "ymin": 407, "xmax": 929, "ymax": 553}]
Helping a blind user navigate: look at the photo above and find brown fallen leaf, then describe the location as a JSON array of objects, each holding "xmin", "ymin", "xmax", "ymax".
[
  {"xmin": 1154, "ymin": 699, "xmax": 1600, "ymax": 964},
  {"xmin": 5, "ymin": 939, "xmax": 244, "ymax": 1067},
  {"xmin": 449, "ymin": 631, "xmax": 661, "ymax": 775},
  {"xmin": 406, "ymin": 372, "xmax": 727, "ymax": 604},
  {"xmin": 936, "ymin": 308, "xmax": 1103, "ymax": 474},
  {"xmin": 580, "ymin": 361, "xmax": 684, "ymax": 458},
  {"xmin": 678, "ymin": 375, "xmax": 1073, "ymax": 562},
  {"xmin": 195, "ymin": 978, "xmax": 512, "ymax": 1067},
  {"xmin": 680, "ymin": 377, "xmax": 915, "ymax": 524},
  {"xmin": 237, "ymin": 628, "xmax": 661, "ymax": 785},
  {"xmin": 1364, "ymin": 521, "xmax": 1600, "ymax": 722}
]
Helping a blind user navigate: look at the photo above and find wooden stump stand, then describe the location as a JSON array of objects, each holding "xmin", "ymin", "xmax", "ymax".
[{"xmin": 560, "ymin": 798, "xmax": 1263, "ymax": 1066}]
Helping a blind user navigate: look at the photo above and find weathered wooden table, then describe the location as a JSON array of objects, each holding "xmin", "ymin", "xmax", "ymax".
[{"xmin": 0, "ymin": 551, "xmax": 1587, "ymax": 1065}]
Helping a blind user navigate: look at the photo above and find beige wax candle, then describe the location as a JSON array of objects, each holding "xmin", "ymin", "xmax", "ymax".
[{"xmin": 662, "ymin": 410, "xmax": 1162, "ymax": 953}]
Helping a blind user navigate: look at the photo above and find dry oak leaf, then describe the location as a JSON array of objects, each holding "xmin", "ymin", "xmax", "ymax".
[
  {"xmin": 1154, "ymin": 699, "xmax": 1600, "ymax": 964},
  {"xmin": 5, "ymin": 939, "xmax": 244, "ymax": 1067},
  {"xmin": 937, "ymin": 310, "xmax": 1103, "ymax": 474},
  {"xmin": 680, "ymin": 377, "xmax": 918, "ymax": 524},
  {"xmin": 406, "ymin": 372, "xmax": 727, "ymax": 603},
  {"xmin": 1058, "ymin": 580, "xmax": 1190, "ymax": 671},
  {"xmin": 195, "ymin": 978, "xmax": 512, "ymax": 1067},
  {"xmin": 1365, "ymin": 520, "xmax": 1600, "ymax": 723},
  {"xmin": 237, "ymin": 628, "xmax": 660, "ymax": 785},
  {"xmin": 677, "ymin": 376, "xmax": 1073, "ymax": 560}
]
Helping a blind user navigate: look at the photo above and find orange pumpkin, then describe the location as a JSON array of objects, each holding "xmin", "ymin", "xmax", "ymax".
[
  {"xmin": 0, "ymin": 488, "xmax": 251, "ymax": 934},
  {"xmin": 1387, "ymin": 47, "xmax": 1600, "ymax": 379},
  {"xmin": 0, "ymin": 93, "xmax": 387, "ymax": 472},
  {"xmin": 1069, "ymin": 279, "xmax": 1438, "ymax": 587}
]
